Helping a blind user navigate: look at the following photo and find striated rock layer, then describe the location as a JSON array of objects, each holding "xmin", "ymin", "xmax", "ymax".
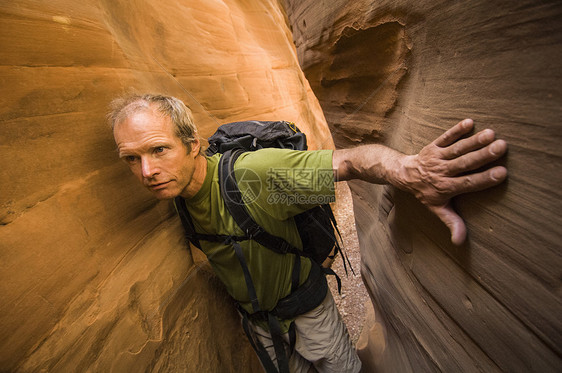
[
  {"xmin": 3, "ymin": 0, "xmax": 562, "ymax": 371},
  {"xmin": 0, "ymin": 1, "xmax": 331, "ymax": 371},
  {"xmin": 284, "ymin": 0, "xmax": 562, "ymax": 371}
]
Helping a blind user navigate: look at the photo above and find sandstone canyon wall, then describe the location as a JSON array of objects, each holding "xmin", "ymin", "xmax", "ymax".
[
  {"xmin": 284, "ymin": 0, "xmax": 562, "ymax": 372},
  {"xmin": 0, "ymin": 1, "xmax": 332, "ymax": 371},
  {"xmin": 2, "ymin": 0, "xmax": 561, "ymax": 372}
]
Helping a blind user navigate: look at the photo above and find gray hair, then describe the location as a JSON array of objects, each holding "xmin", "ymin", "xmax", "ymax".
[{"xmin": 108, "ymin": 93, "xmax": 200, "ymax": 153}]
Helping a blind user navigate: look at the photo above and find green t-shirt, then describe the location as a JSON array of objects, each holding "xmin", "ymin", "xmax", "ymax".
[{"xmin": 183, "ymin": 148, "xmax": 335, "ymax": 320}]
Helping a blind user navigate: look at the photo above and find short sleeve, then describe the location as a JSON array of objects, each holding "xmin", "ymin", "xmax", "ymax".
[{"xmin": 235, "ymin": 148, "xmax": 335, "ymax": 220}]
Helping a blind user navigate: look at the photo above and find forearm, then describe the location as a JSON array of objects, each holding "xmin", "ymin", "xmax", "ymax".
[{"xmin": 332, "ymin": 144, "xmax": 413, "ymax": 189}]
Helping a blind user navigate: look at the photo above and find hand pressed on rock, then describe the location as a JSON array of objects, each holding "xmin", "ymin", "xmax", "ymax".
[
  {"xmin": 401, "ymin": 119, "xmax": 508, "ymax": 245},
  {"xmin": 332, "ymin": 118, "xmax": 508, "ymax": 245}
]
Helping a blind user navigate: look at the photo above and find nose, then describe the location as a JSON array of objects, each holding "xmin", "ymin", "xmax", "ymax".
[{"xmin": 141, "ymin": 156, "xmax": 159, "ymax": 179}]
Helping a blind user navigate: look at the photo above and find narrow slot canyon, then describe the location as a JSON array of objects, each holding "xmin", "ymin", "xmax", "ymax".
[{"xmin": 1, "ymin": 1, "xmax": 560, "ymax": 372}]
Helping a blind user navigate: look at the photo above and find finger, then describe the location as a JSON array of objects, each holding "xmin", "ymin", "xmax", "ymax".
[
  {"xmin": 441, "ymin": 128, "xmax": 496, "ymax": 160},
  {"xmin": 447, "ymin": 166, "xmax": 508, "ymax": 196},
  {"xmin": 434, "ymin": 119, "xmax": 474, "ymax": 148},
  {"xmin": 428, "ymin": 203, "xmax": 467, "ymax": 245},
  {"xmin": 447, "ymin": 139, "xmax": 507, "ymax": 175}
]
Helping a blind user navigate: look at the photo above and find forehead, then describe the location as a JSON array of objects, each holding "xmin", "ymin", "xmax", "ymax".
[{"xmin": 113, "ymin": 108, "xmax": 180, "ymax": 151}]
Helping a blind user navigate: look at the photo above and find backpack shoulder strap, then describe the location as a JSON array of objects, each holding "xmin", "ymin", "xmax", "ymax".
[
  {"xmin": 218, "ymin": 149, "xmax": 302, "ymax": 258},
  {"xmin": 174, "ymin": 196, "xmax": 202, "ymax": 249}
]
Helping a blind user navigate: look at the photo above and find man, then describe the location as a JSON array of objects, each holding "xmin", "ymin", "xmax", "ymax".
[{"xmin": 109, "ymin": 94, "xmax": 507, "ymax": 372}]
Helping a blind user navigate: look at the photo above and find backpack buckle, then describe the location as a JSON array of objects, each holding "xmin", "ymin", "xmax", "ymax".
[
  {"xmin": 246, "ymin": 225, "xmax": 263, "ymax": 239},
  {"xmin": 250, "ymin": 137, "xmax": 258, "ymax": 150},
  {"xmin": 278, "ymin": 241, "xmax": 291, "ymax": 254}
]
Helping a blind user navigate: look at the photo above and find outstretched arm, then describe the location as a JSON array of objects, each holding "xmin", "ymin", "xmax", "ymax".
[{"xmin": 332, "ymin": 119, "xmax": 508, "ymax": 245}]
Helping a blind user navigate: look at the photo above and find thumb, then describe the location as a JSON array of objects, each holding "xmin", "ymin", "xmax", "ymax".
[{"xmin": 429, "ymin": 203, "xmax": 467, "ymax": 245}]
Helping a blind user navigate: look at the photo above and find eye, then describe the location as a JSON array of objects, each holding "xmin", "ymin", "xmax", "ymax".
[
  {"xmin": 154, "ymin": 146, "xmax": 167, "ymax": 154},
  {"xmin": 123, "ymin": 155, "xmax": 138, "ymax": 163}
]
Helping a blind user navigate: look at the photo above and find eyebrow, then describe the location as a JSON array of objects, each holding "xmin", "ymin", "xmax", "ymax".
[
  {"xmin": 116, "ymin": 146, "xmax": 134, "ymax": 158},
  {"xmin": 117, "ymin": 142, "xmax": 169, "ymax": 157}
]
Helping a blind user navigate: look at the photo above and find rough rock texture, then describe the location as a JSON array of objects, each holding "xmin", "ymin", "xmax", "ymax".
[
  {"xmin": 0, "ymin": 1, "xmax": 332, "ymax": 371},
  {"xmin": 284, "ymin": 0, "xmax": 562, "ymax": 371}
]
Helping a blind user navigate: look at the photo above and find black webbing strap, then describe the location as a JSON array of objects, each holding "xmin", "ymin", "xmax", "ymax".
[
  {"xmin": 240, "ymin": 309, "xmax": 278, "ymax": 373},
  {"xmin": 196, "ymin": 233, "xmax": 247, "ymax": 243},
  {"xmin": 291, "ymin": 255, "xmax": 300, "ymax": 293},
  {"xmin": 322, "ymin": 204, "xmax": 355, "ymax": 276},
  {"xmin": 231, "ymin": 239, "xmax": 261, "ymax": 313},
  {"xmin": 288, "ymin": 322, "xmax": 296, "ymax": 357},
  {"xmin": 232, "ymin": 238, "xmax": 290, "ymax": 373},
  {"xmin": 268, "ymin": 313, "xmax": 290, "ymax": 373},
  {"xmin": 324, "ymin": 267, "xmax": 342, "ymax": 294},
  {"xmin": 174, "ymin": 196, "xmax": 202, "ymax": 249}
]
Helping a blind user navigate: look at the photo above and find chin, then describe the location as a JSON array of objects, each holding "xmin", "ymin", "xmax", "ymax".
[
  {"xmin": 154, "ymin": 194, "xmax": 174, "ymax": 200},
  {"xmin": 151, "ymin": 189, "xmax": 179, "ymax": 200}
]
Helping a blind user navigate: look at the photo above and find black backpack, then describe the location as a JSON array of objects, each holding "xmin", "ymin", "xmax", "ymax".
[{"xmin": 174, "ymin": 120, "xmax": 352, "ymax": 373}]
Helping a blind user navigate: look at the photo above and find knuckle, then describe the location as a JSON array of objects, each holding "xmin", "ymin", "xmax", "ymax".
[
  {"xmin": 454, "ymin": 158, "xmax": 469, "ymax": 173},
  {"xmin": 462, "ymin": 175, "xmax": 474, "ymax": 189},
  {"xmin": 489, "ymin": 140, "xmax": 505, "ymax": 156},
  {"xmin": 450, "ymin": 144, "xmax": 461, "ymax": 158}
]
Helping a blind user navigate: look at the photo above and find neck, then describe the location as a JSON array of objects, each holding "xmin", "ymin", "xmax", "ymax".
[{"xmin": 180, "ymin": 154, "xmax": 207, "ymax": 199}]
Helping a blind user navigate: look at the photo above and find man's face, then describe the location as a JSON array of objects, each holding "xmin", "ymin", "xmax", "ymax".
[{"xmin": 113, "ymin": 108, "xmax": 201, "ymax": 200}]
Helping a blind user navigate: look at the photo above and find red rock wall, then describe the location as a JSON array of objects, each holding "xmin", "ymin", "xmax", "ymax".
[
  {"xmin": 0, "ymin": 1, "xmax": 331, "ymax": 371},
  {"xmin": 284, "ymin": 0, "xmax": 562, "ymax": 371}
]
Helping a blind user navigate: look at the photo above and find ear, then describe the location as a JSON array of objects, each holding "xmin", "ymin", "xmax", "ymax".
[{"xmin": 190, "ymin": 138, "xmax": 201, "ymax": 155}]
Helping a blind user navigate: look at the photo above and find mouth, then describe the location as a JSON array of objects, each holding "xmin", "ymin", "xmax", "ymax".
[{"xmin": 147, "ymin": 181, "xmax": 171, "ymax": 190}]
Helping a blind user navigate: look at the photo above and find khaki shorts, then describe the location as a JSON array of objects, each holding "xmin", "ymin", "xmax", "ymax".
[{"xmin": 251, "ymin": 291, "xmax": 362, "ymax": 373}]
